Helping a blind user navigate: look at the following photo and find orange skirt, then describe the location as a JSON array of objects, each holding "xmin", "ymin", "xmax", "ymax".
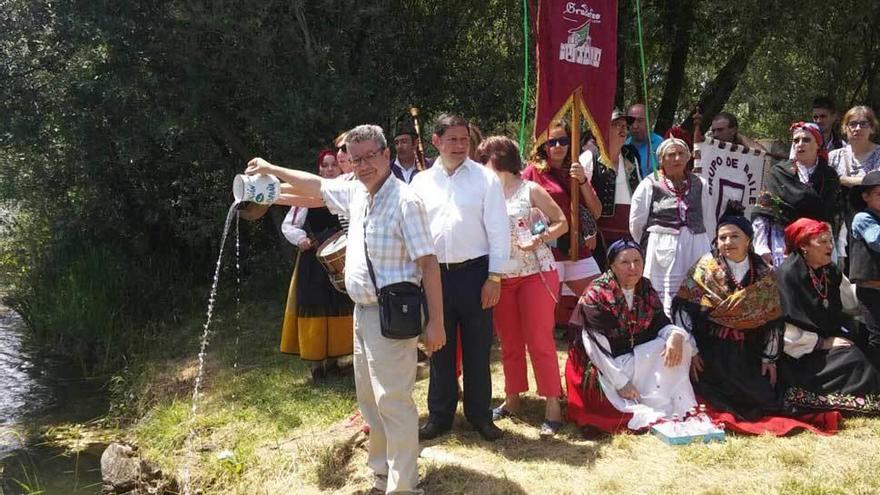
[{"xmin": 279, "ymin": 252, "xmax": 353, "ymax": 360}]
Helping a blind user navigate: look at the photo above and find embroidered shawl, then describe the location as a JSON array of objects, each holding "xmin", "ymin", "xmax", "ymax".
[
  {"xmin": 675, "ymin": 252, "xmax": 781, "ymax": 330},
  {"xmin": 573, "ymin": 270, "xmax": 669, "ymax": 357}
]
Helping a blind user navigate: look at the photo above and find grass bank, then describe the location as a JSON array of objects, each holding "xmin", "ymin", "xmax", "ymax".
[{"xmin": 109, "ymin": 300, "xmax": 880, "ymax": 494}]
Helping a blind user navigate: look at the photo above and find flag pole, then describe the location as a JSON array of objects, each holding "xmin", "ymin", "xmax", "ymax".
[{"xmin": 569, "ymin": 90, "xmax": 581, "ymax": 261}]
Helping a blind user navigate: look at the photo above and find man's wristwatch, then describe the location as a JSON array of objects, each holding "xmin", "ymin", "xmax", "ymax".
[{"xmin": 487, "ymin": 273, "xmax": 502, "ymax": 283}]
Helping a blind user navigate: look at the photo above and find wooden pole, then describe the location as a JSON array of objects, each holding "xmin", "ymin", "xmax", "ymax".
[
  {"xmin": 410, "ymin": 107, "xmax": 427, "ymax": 171},
  {"xmin": 569, "ymin": 91, "xmax": 581, "ymax": 261}
]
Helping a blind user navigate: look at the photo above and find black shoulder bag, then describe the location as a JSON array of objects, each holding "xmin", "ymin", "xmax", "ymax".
[{"xmin": 363, "ymin": 219, "xmax": 427, "ymax": 340}]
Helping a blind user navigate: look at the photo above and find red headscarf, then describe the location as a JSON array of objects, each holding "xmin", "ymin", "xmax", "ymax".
[
  {"xmin": 789, "ymin": 122, "xmax": 827, "ymax": 161},
  {"xmin": 783, "ymin": 218, "xmax": 830, "ymax": 254},
  {"xmin": 315, "ymin": 149, "xmax": 336, "ymax": 171},
  {"xmin": 664, "ymin": 126, "xmax": 693, "ymax": 153}
]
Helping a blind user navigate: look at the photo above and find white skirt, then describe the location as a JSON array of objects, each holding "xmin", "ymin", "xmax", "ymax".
[
  {"xmin": 643, "ymin": 229, "xmax": 711, "ymax": 315},
  {"xmin": 595, "ymin": 337, "xmax": 697, "ymax": 430}
]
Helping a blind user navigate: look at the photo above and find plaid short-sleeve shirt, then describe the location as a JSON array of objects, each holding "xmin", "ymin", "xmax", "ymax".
[{"xmin": 321, "ymin": 174, "xmax": 435, "ymax": 305}]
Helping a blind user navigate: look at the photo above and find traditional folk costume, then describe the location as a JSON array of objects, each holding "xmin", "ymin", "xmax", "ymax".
[
  {"xmin": 280, "ymin": 205, "xmax": 354, "ymax": 361},
  {"xmin": 581, "ymin": 144, "xmax": 642, "ymax": 259},
  {"xmin": 777, "ymin": 220, "xmax": 880, "ymax": 414},
  {"xmin": 751, "ymin": 123, "xmax": 840, "ymax": 267},
  {"xmin": 629, "ymin": 171, "xmax": 715, "ymax": 315},
  {"xmin": 673, "ymin": 250, "xmax": 785, "ymax": 420},
  {"xmin": 566, "ymin": 264, "xmax": 697, "ymax": 432}
]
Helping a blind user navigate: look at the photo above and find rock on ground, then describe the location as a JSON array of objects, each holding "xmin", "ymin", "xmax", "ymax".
[{"xmin": 101, "ymin": 442, "xmax": 177, "ymax": 495}]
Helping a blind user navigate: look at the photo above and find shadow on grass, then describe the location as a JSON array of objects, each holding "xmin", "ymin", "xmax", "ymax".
[
  {"xmin": 421, "ymin": 463, "xmax": 530, "ymax": 495},
  {"xmin": 418, "ymin": 395, "xmax": 607, "ymax": 468}
]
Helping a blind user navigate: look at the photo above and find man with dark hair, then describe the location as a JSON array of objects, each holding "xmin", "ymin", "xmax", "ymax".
[
  {"xmin": 411, "ymin": 113, "xmax": 511, "ymax": 441},
  {"xmin": 812, "ymin": 96, "xmax": 845, "ymax": 153},
  {"xmin": 706, "ymin": 112, "xmax": 767, "ymax": 152},
  {"xmin": 391, "ymin": 122, "xmax": 432, "ymax": 183}
]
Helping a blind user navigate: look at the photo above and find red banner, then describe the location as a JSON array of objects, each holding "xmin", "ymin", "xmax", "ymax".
[{"xmin": 534, "ymin": 0, "xmax": 618, "ymax": 164}]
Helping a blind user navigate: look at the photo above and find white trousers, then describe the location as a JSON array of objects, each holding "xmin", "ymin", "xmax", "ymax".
[{"xmin": 354, "ymin": 304, "xmax": 422, "ymax": 494}]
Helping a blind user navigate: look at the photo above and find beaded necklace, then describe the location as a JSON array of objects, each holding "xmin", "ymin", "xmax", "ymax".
[
  {"xmin": 722, "ymin": 256, "xmax": 753, "ymax": 291},
  {"xmin": 660, "ymin": 172, "xmax": 691, "ymax": 224},
  {"xmin": 807, "ymin": 264, "xmax": 829, "ymax": 309}
]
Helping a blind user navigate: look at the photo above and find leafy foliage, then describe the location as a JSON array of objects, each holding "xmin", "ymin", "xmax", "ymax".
[{"xmin": 1, "ymin": 0, "xmax": 879, "ymax": 365}]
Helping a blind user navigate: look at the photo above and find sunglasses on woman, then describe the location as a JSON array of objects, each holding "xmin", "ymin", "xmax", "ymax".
[{"xmin": 546, "ymin": 137, "xmax": 571, "ymax": 147}]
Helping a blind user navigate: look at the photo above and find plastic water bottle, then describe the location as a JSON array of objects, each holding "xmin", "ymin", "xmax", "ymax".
[
  {"xmin": 697, "ymin": 404, "xmax": 712, "ymax": 430},
  {"xmin": 515, "ymin": 218, "xmax": 533, "ymax": 249}
]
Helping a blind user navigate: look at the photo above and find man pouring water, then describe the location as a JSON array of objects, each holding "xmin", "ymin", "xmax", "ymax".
[{"xmin": 244, "ymin": 124, "xmax": 444, "ymax": 495}]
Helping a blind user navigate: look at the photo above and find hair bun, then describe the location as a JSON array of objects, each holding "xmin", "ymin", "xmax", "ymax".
[{"xmin": 721, "ymin": 200, "xmax": 746, "ymax": 217}]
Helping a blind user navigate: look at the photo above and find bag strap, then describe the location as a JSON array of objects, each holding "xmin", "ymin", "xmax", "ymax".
[{"xmin": 362, "ymin": 203, "xmax": 380, "ymax": 297}]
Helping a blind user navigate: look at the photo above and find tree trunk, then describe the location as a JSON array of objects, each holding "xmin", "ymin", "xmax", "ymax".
[
  {"xmin": 681, "ymin": 33, "xmax": 767, "ymax": 133},
  {"xmin": 653, "ymin": 0, "xmax": 694, "ymax": 135}
]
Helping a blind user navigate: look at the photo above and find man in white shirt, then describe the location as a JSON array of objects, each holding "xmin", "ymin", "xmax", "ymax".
[
  {"xmin": 244, "ymin": 124, "xmax": 445, "ymax": 494},
  {"xmin": 410, "ymin": 114, "xmax": 511, "ymax": 441}
]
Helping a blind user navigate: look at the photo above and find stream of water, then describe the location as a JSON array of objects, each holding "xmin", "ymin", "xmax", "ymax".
[{"xmin": 179, "ymin": 201, "xmax": 240, "ymax": 495}]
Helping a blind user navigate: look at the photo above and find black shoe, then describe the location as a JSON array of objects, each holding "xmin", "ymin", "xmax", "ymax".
[
  {"xmin": 473, "ymin": 421, "xmax": 503, "ymax": 441},
  {"xmin": 418, "ymin": 421, "xmax": 451, "ymax": 441}
]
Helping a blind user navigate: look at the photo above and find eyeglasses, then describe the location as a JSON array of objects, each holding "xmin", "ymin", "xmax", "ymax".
[
  {"xmin": 337, "ymin": 144, "xmax": 347, "ymax": 153},
  {"xmin": 546, "ymin": 137, "xmax": 571, "ymax": 147},
  {"xmin": 611, "ymin": 121, "xmax": 630, "ymax": 131},
  {"xmin": 349, "ymin": 148, "xmax": 384, "ymax": 167},
  {"xmin": 847, "ymin": 120, "xmax": 872, "ymax": 130}
]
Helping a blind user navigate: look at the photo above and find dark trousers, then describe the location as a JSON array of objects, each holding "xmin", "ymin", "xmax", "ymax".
[
  {"xmin": 428, "ymin": 257, "xmax": 493, "ymax": 427},
  {"xmin": 857, "ymin": 286, "xmax": 880, "ymax": 367}
]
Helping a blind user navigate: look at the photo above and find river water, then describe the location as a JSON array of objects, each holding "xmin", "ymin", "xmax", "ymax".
[{"xmin": 0, "ymin": 306, "xmax": 106, "ymax": 494}]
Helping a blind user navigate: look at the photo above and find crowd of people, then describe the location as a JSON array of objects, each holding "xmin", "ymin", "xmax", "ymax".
[{"xmin": 241, "ymin": 99, "xmax": 880, "ymax": 495}]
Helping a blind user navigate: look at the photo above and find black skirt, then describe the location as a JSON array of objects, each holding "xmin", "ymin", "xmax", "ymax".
[
  {"xmin": 780, "ymin": 345, "xmax": 880, "ymax": 414},
  {"xmin": 695, "ymin": 331, "xmax": 784, "ymax": 421}
]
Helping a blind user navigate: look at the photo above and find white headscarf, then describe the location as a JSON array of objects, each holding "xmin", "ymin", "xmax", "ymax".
[{"xmin": 655, "ymin": 137, "xmax": 692, "ymax": 162}]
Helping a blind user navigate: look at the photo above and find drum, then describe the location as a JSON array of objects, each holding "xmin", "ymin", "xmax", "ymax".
[{"xmin": 316, "ymin": 231, "xmax": 347, "ymax": 293}]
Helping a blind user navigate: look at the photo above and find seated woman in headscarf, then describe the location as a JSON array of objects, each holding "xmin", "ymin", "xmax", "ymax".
[
  {"xmin": 778, "ymin": 218, "xmax": 880, "ymax": 414},
  {"xmin": 565, "ymin": 239, "xmax": 697, "ymax": 433},
  {"xmin": 672, "ymin": 213, "xmax": 786, "ymax": 420},
  {"xmin": 751, "ymin": 122, "xmax": 840, "ymax": 267}
]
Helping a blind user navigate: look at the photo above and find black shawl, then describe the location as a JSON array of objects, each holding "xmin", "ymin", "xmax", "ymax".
[
  {"xmin": 775, "ymin": 252, "xmax": 845, "ymax": 338},
  {"xmin": 751, "ymin": 159, "xmax": 840, "ymax": 230}
]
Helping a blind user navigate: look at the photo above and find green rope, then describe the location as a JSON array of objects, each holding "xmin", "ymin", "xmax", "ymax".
[
  {"xmin": 634, "ymin": 0, "xmax": 655, "ymax": 174},
  {"xmin": 518, "ymin": 0, "xmax": 530, "ymax": 156}
]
